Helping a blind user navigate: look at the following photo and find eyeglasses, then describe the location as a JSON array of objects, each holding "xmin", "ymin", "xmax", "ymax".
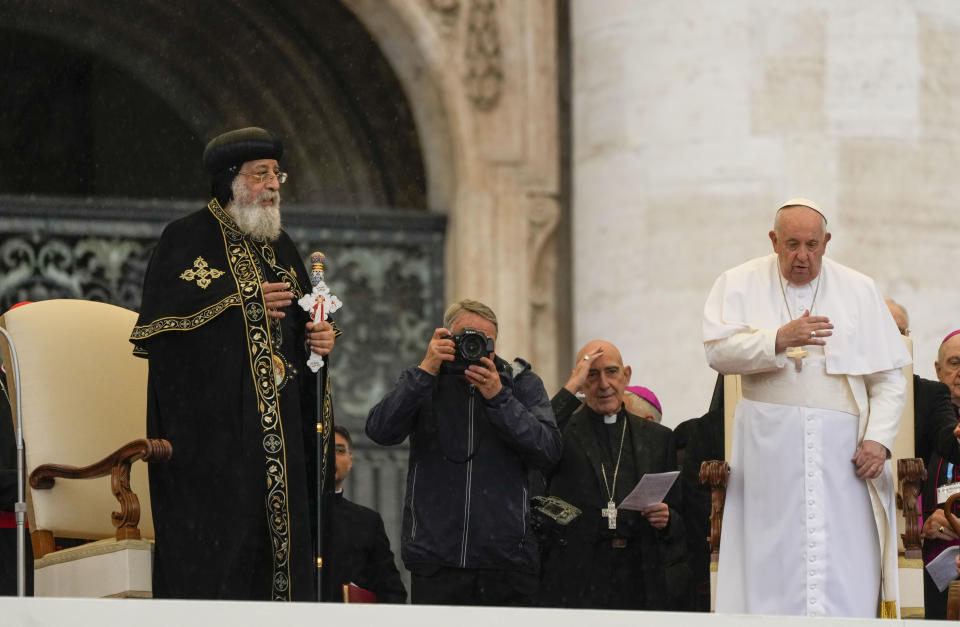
[{"xmin": 238, "ymin": 170, "xmax": 288, "ymax": 185}]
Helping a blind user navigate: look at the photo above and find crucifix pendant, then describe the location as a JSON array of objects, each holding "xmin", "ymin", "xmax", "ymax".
[
  {"xmin": 786, "ymin": 346, "xmax": 809, "ymax": 372},
  {"xmin": 601, "ymin": 500, "xmax": 617, "ymax": 529}
]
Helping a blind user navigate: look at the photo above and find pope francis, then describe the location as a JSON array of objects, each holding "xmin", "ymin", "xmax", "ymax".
[{"xmin": 703, "ymin": 199, "xmax": 911, "ymax": 618}]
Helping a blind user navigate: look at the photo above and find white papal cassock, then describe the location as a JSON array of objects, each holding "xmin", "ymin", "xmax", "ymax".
[{"xmin": 703, "ymin": 254, "xmax": 911, "ymax": 618}]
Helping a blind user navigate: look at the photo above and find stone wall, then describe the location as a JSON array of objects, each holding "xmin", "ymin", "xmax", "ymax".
[
  {"xmin": 344, "ymin": 0, "xmax": 568, "ymax": 388},
  {"xmin": 572, "ymin": 1, "xmax": 960, "ymax": 426}
]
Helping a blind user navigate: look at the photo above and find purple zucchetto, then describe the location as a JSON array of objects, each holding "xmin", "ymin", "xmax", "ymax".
[{"xmin": 624, "ymin": 385, "xmax": 662, "ymax": 415}]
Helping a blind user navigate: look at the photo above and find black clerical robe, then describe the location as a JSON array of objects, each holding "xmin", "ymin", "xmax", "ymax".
[
  {"xmin": 672, "ymin": 373, "xmax": 724, "ymax": 612},
  {"xmin": 540, "ymin": 390, "xmax": 689, "ymax": 609},
  {"xmin": 131, "ymin": 200, "xmax": 334, "ymax": 601},
  {"xmin": 913, "ymin": 375, "xmax": 960, "ymax": 619},
  {"xmin": 329, "ymin": 493, "xmax": 407, "ymax": 603}
]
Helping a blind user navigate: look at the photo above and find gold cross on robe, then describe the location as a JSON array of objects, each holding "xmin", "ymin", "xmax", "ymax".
[{"xmin": 786, "ymin": 346, "xmax": 809, "ymax": 372}]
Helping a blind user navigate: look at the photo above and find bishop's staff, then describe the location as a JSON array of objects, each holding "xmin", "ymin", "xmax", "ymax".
[{"xmin": 298, "ymin": 251, "xmax": 341, "ymax": 601}]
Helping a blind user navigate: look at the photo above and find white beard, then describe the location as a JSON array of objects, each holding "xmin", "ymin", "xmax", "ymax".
[{"xmin": 227, "ymin": 177, "xmax": 282, "ymax": 241}]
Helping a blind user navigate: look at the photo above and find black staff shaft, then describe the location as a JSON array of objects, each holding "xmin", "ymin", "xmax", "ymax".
[{"xmin": 316, "ymin": 362, "xmax": 325, "ymax": 601}]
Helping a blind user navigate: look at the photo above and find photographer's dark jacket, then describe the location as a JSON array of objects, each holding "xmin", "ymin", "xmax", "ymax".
[
  {"xmin": 539, "ymin": 389, "xmax": 690, "ymax": 610},
  {"xmin": 365, "ymin": 358, "xmax": 562, "ymax": 575}
]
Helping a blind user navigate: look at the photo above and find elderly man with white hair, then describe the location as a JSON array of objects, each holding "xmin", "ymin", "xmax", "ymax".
[{"xmin": 703, "ymin": 199, "xmax": 911, "ymax": 618}]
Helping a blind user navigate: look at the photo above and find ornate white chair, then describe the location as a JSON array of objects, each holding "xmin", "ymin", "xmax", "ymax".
[{"xmin": 0, "ymin": 299, "xmax": 170, "ymax": 598}]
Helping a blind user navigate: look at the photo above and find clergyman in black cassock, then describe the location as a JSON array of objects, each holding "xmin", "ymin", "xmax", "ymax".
[
  {"xmin": 130, "ymin": 128, "xmax": 337, "ymax": 601},
  {"xmin": 539, "ymin": 340, "xmax": 689, "ymax": 610},
  {"xmin": 328, "ymin": 426, "xmax": 406, "ymax": 603},
  {"xmin": 330, "ymin": 494, "xmax": 407, "ymax": 603}
]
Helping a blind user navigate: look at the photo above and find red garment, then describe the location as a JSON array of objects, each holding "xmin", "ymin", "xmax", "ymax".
[{"xmin": 0, "ymin": 511, "xmax": 17, "ymax": 528}]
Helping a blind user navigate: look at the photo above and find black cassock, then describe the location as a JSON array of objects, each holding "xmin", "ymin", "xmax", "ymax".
[
  {"xmin": 328, "ymin": 493, "xmax": 407, "ymax": 603},
  {"xmin": 540, "ymin": 390, "xmax": 689, "ymax": 610},
  {"xmin": 131, "ymin": 200, "xmax": 335, "ymax": 601}
]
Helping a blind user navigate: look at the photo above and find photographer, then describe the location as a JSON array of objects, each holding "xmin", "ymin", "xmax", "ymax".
[{"xmin": 365, "ymin": 299, "xmax": 562, "ymax": 606}]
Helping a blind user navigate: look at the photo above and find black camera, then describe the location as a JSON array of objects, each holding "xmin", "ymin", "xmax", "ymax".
[
  {"xmin": 444, "ymin": 327, "xmax": 495, "ymax": 373},
  {"xmin": 529, "ymin": 495, "xmax": 582, "ymax": 548}
]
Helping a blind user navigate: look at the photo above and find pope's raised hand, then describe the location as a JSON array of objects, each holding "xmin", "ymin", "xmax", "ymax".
[{"xmin": 775, "ymin": 310, "xmax": 833, "ymax": 353}]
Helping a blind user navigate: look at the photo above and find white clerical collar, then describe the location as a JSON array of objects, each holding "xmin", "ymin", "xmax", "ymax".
[
  {"xmin": 604, "ymin": 414, "xmax": 617, "ymax": 424},
  {"xmin": 335, "ymin": 488, "xmax": 343, "ymax": 494}
]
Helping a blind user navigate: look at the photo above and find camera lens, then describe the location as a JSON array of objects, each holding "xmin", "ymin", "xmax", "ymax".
[{"xmin": 460, "ymin": 334, "xmax": 485, "ymax": 360}]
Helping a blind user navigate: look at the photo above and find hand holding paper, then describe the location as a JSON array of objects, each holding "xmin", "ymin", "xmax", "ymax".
[
  {"xmin": 618, "ymin": 470, "xmax": 680, "ymax": 512},
  {"xmin": 641, "ymin": 502, "xmax": 670, "ymax": 529},
  {"xmin": 926, "ymin": 545, "xmax": 960, "ymax": 592}
]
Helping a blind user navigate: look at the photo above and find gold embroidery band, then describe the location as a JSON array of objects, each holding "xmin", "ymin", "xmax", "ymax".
[
  {"xmin": 220, "ymin": 218, "xmax": 294, "ymax": 601},
  {"xmin": 130, "ymin": 293, "xmax": 241, "ymax": 341}
]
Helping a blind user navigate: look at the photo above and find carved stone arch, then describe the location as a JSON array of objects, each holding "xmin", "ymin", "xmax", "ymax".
[
  {"xmin": 340, "ymin": 0, "xmax": 462, "ymax": 214},
  {"xmin": 7, "ymin": 2, "xmax": 427, "ymax": 209}
]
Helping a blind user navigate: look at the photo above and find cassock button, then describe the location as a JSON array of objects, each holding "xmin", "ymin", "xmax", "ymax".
[
  {"xmin": 808, "ymin": 514, "xmax": 815, "ymax": 519},
  {"xmin": 809, "ymin": 570, "xmax": 815, "ymax": 576},
  {"xmin": 807, "ymin": 443, "xmax": 814, "ymax": 449},
  {"xmin": 808, "ymin": 500, "xmax": 814, "ymax": 505},
  {"xmin": 808, "ymin": 472, "xmax": 814, "ymax": 477}
]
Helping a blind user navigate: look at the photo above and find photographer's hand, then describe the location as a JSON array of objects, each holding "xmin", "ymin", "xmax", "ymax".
[
  {"xmin": 466, "ymin": 356, "xmax": 502, "ymax": 399},
  {"xmin": 419, "ymin": 328, "xmax": 455, "ymax": 375}
]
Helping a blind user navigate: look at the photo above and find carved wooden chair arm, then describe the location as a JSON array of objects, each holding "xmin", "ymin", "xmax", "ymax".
[
  {"xmin": 945, "ymin": 492, "xmax": 960, "ymax": 539},
  {"xmin": 949, "ymin": 580, "xmax": 960, "ymax": 620},
  {"xmin": 699, "ymin": 459, "xmax": 730, "ymax": 557},
  {"xmin": 29, "ymin": 438, "xmax": 172, "ymax": 542},
  {"xmin": 897, "ymin": 457, "xmax": 927, "ymax": 554}
]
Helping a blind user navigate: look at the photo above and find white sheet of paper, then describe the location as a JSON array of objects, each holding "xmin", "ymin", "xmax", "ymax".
[
  {"xmin": 618, "ymin": 470, "xmax": 680, "ymax": 511},
  {"xmin": 938, "ymin": 481, "xmax": 960, "ymax": 505},
  {"xmin": 926, "ymin": 545, "xmax": 960, "ymax": 592}
]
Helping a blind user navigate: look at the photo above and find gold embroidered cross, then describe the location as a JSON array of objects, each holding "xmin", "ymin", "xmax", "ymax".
[{"xmin": 179, "ymin": 256, "xmax": 224, "ymax": 289}]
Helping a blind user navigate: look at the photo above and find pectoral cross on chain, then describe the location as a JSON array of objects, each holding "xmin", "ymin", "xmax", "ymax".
[
  {"xmin": 786, "ymin": 346, "xmax": 809, "ymax": 372},
  {"xmin": 601, "ymin": 500, "xmax": 618, "ymax": 529}
]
